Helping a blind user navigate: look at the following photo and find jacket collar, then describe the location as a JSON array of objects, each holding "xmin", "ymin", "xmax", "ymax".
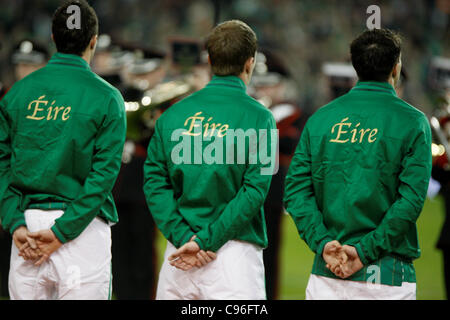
[
  {"xmin": 206, "ymin": 75, "xmax": 246, "ymax": 91},
  {"xmin": 47, "ymin": 52, "xmax": 90, "ymax": 70},
  {"xmin": 351, "ymin": 81, "xmax": 397, "ymax": 96}
]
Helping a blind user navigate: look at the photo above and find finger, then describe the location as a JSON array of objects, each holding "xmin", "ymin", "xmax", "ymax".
[
  {"xmin": 28, "ymin": 248, "xmax": 41, "ymax": 260},
  {"xmin": 26, "ymin": 249, "xmax": 37, "ymax": 260},
  {"xmin": 329, "ymin": 240, "xmax": 341, "ymax": 249},
  {"xmin": 34, "ymin": 254, "xmax": 49, "ymax": 266},
  {"xmin": 330, "ymin": 264, "xmax": 339, "ymax": 274},
  {"xmin": 181, "ymin": 257, "xmax": 198, "ymax": 270},
  {"xmin": 172, "ymin": 260, "xmax": 184, "ymax": 269},
  {"xmin": 196, "ymin": 252, "xmax": 207, "ymax": 266},
  {"xmin": 206, "ymin": 251, "xmax": 217, "ymax": 260},
  {"xmin": 340, "ymin": 251, "xmax": 348, "ymax": 264},
  {"xmin": 177, "ymin": 261, "xmax": 190, "ymax": 271},
  {"xmin": 36, "ymin": 248, "xmax": 43, "ymax": 256},
  {"xmin": 19, "ymin": 241, "xmax": 30, "ymax": 252},
  {"xmin": 169, "ymin": 256, "xmax": 182, "ymax": 266},
  {"xmin": 339, "ymin": 269, "xmax": 349, "ymax": 279},
  {"xmin": 24, "ymin": 248, "xmax": 34, "ymax": 260},
  {"xmin": 172, "ymin": 258, "xmax": 189, "ymax": 270},
  {"xmin": 328, "ymin": 245, "xmax": 337, "ymax": 253},
  {"xmin": 184, "ymin": 257, "xmax": 199, "ymax": 268},
  {"xmin": 332, "ymin": 265, "xmax": 346, "ymax": 278},
  {"xmin": 342, "ymin": 245, "xmax": 356, "ymax": 258},
  {"xmin": 168, "ymin": 253, "xmax": 181, "ymax": 262},
  {"xmin": 14, "ymin": 238, "xmax": 25, "ymax": 250},
  {"xmin": 339, "ymin": 264, "xmax": 351, "ymax": 279},
  {"xmin": 26, "ymin": 232, "xmax": 41, "ymax": 240},
  {"xmin": 183, "ymin": 265, "xmax": 193, "ymax": 271},
  {"xmin": 26, "ymin": 237, "xmax": 38, "ymax": 250},
  {"xmin": 336, "ymin": 270, "xmax": 346, "ymax": 278},
  {"xmin": 171, "ymin": 257, "xmax": 187, "ymax": 269},
  {"xmin": 199, "ymin": 251, "xmax": 212, "ymax": 263}
]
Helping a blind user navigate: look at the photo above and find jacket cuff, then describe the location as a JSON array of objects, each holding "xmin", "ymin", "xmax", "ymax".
[
  {"xmin": 194, "ymin": 228, "xmax": 211, "ymax": 251},
  {"xmin": 179, "ymin": 230, "xmax": 196, "ymax": 248},
  {"xmin": 354, "ymin": 242, "xmax": 369, "ymax": 265},
  {"xmin": 51, "ymin": 224, "xmax": 69, "ymax": 244},
  {"xmin": 9, "ymin": 219, "xmax": 26, "ymax": 235},
  {"xmin": 193, "ymin": 237, "xmax": 205, "ymax": 251}
]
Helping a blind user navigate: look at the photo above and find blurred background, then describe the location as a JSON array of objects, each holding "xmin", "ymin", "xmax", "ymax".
[{"xmin": 0, "ymin": 0, "xmax": 449, "ymax": 300}]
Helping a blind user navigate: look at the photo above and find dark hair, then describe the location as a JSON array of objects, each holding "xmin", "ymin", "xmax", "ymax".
[
  {"xmin": 205, "ymin": 20, "xmax": 257, "ymax": 76},
  {"xmin": 350, "ymin": 28, "xmax": 402, "ymax": 82},
  {"xmin": 52, "ymin": 0, "xmax": 98, "ymax": 56}
]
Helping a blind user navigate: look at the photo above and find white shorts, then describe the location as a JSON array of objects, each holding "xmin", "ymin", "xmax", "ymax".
[
  {"xmin": 156, "ymin": 240, "xmax": 266, "ymax": 300},
  {"xmin": 9, "ymin": 209, "xmax": 112, "ymax": 300},
  {"xmin": 306, "ymin": 274, "xmax": 416, "ymax": 300}
]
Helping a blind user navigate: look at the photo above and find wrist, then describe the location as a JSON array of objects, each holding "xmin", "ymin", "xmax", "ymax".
[
  {"xmin": 10, "ymin": 221, "xmax": 27, "ymax": 236},
  {"xmin": 51, "ymin": 230, "xmax": 63, "ymax": 245},
  {"xmin": 191, "ymin": 240, "xmax": 200, "ymax": 250},
  {"xmin": 318, "ymin": 237, "xmax": 333, "ymax": 257},
  {"xmin": 12, "ymin": 225, "xmax": 27, "ymax": 236}
]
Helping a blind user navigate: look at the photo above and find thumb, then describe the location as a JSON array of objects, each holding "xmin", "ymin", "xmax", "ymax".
[
  {"xmin": 342, "ymin": 245, "xmax": 357, "ymax": 259},
  {"xmin": 336, "ymin": 247, "xmax": 348, "ymax": 263},
  {"xmin": 330, "ymin": 240, "xmax": 342, "ymax": 249},
  {"xmin": 26, "ymin": 232, "xmax": 41, "ymax": 239},
  {"xmin": 168, "ymin": 253, "xmax": 179, "ymax": 262},
  {"xmin": 26, "ymin": 237, "xmax": 38, "ymax": 249},
  {"xmin": 168, "ymin": 247, "xmax": 184, "ymax": 262}
]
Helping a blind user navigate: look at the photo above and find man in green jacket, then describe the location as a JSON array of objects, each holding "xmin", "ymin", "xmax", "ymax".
[
  {"xmin": 143, "ymin": 20, "xmax": 277, "ymax": 299},
  {"xmin": 0, "ymin": 0, "xmax": 126, "ymax": 299},
  {"xmin": 284, "ymin": 29, "xmax": 431, "ymax": 300}
]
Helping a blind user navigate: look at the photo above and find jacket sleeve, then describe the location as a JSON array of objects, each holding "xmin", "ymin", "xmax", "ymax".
[
  {"xmin": 0, "ymin": 92, "xmax": 26, "ymax": 234},
  {"xmin": 143, "ymin": 120, "xmax": 196, "ymax": 249},
  {"xmin": 355, "ymin": 115, "xmax": 432, "ymax": 264},
  {"xmin": 283, "ymin": 120, "xmax": 333, "ymax": 255},
  {"xmin": 51, "ymin": 92, "xmax": 126, "ymax": 243},
  {"xmin": 194, "ymin": 113, "xmax": 277, "ymax": 252}
]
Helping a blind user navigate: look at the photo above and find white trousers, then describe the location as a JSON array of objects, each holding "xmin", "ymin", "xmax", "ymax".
[
  {"xmin": 306, "ymin": 274, "xmax": 416, "ymax": 300},
  {"xmin": 9, "ymin": 209, "xmax": 112, "ymax": 300},
  {"xmin": 156, "ymin": 240, "xmax": 266, "ymax": 300}
]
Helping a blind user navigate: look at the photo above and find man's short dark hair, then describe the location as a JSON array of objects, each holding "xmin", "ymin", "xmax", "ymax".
[
  {"xmin": 52, "ymin": 0, "xmax": 98, "ymax": 56},
  {"xmin": 350, "ymin": 28, "xmax": 402, "ymax": 82},
  {"xmin": 205, "ymin": 20, "xmax": 257, "ymax": 76}
]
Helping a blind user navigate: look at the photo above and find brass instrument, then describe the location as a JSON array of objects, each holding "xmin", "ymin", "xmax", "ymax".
[
  {"xmin": 124, "ymin": 77, "xmax": 194, "ymax": 142},
  {"xmin": 430, "ymin": 93, "xmax": 450, "ymax": 168}
]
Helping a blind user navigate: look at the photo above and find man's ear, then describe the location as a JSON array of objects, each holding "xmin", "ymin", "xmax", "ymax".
[
  {"xmin": 245, "ymin": 56, "xmax": 255, "ymax": 74},
  {"xmin": 391, "ymin": 60, "xmax": 401, "ymax": 80},
  {"xmin": 90, "ymin": 35, "xmax": 98, "ymax": 50}
]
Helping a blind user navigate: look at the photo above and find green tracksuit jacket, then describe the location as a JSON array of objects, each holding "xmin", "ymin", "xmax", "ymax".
[
  {"xmin": 143, "ymin": 75, "xmax": 277, "ymax": 252},
  {"xmin": 284, "ymin": 81, "xmax": 432, "ymax": 286},
  {"xmin": 0, "ymin": 52, "xmax": 126, "ymax": 243}
]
